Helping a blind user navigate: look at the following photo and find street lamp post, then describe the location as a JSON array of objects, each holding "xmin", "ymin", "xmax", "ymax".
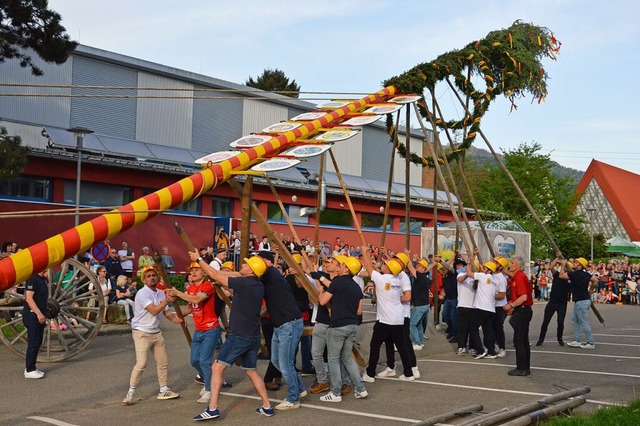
[
  {"xmin": 66, "ymin": 127, "xmax": 94, "ymax": 227},
  {"xmin": 587, "ymin": 208, "xmax": 597, "ymax": 262}
]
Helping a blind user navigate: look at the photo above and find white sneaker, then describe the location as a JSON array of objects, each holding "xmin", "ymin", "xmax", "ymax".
[
  {"xmin": 197, "ymin": 391, "xmax": 211, "ymax": 404},
  {"xmin": 457, "ymin": 347, "xmax": 467, "ymax": 356},
  {"xmin": 474, "ymin": 349, "xmax": 488, "ymax": 360},
  {"xmin": 412, "ymin": 344, "xmax": 424, "ymax": 351},
  {"xmin": 468, "ymin": 349, "xmax": 477, "ymax": 356},
  {"xmin": 157, "ymin": 389, "xmax": 180, "ymax": 400},
  {"xmin": 319, "ymin": 392, "xmax": 342, "ymax": 403},
  {"xmin": 299, "ymin": 390, "xmax": 308, "ymax": 398},
  {"xmin": 199, "ymin": 386, "xmax": 207, "ymax": 396},
  {"xmin": 24, "ymin": 369, "xmax": 44, "ymax": 379},
  {"xmin": 275, "ymin": 400, "xmax": 300, "ymax": 410},
  {"xmin": 435, "ymin": 323, "xmax": 447, "ymax": 331},
  {"xmin": 567, "ymin": 341, "xmax": 582, "ymax": 348},
  {"xmin": 398, "ymin": 374, "xmax": 415, "ymax": 381},
  {"xmin": 123, "ymin": 389, "xmax": 135, "ymax": 405},
  {"xmin": 497, "ymin": 349, "xmax": 506, "ymax": 358},
  {"xmin": 361, "ymin": 373, "xmax": 375, "ymax": 383},
  {"xmin": 375, "ymin": 367, "xmax": 396, "ymax": 378},
  {"xmin": 580, "ymin": 343, "xmax": 596, "ymax": 349},
  {"xmin": 354, "ymin": 390, "xmax": 368, "ymax": 399},
  {"xmin": 412, "ymin": 367, "xmax": 421, "ymax": 379}
]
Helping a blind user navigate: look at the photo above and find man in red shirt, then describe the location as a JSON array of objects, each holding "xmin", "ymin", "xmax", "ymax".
[
  {"xmin": 503, "ymin": 256, "xmax": 533, "ymax": 376},
  {"xmin": 167, "ymin": 262, "xmax": 221, "ymax": 403}
]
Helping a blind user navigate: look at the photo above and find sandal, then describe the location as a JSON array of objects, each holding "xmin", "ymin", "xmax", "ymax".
[{"xmin": 102, "ymin": 320, "xmax": 108, "ymax": 324}]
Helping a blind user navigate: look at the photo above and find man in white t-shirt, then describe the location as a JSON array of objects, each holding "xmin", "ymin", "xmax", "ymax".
[
  {"xmin": 123, "ymin": 265, "xmax": 184, "ymax": 405},
  {"xmin": 118, "ymin": 241, "xmax": 135, "ymax": 278},
  {"xmin": 491, "ymin": 257, "xmax": 510, "ymax": 358},
  {"xmin": 456, "ymin": 256, "xmax": 476, "ymax": 355}
]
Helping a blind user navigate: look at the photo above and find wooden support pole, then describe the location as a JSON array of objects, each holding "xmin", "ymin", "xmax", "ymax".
[
  {"xmin": 380, "ymin": 109, "xmax": 401, "ymax": 248},
  {"xmin": 226, "ymin": 178, "xmax": 319, "ymax": 304},
  {"xmin": 313, "ymin": 153, "xmax": 325, "ymax": 265},
  {"xmin": 413, "ymin": 404, "xmax": 483, "ymax": 426},
  {"xmin": 501, "ymin": 398, "xmax": 586, "ymax": 426},
  {"xmin": 404, "ymin": 105, "xmax": 412, "ymax": 249},
  {"xmin": 239, "ymin": 176, "xmax": 253, "ymax": 262}
]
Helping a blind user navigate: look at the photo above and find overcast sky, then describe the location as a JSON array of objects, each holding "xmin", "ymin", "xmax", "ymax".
[{"xmin": 48, "ymin": 0, "xmax": 640, "ymax": 174}]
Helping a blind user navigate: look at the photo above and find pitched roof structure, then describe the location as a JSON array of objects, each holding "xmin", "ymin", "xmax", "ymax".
[{"xmin": 575, "ymin": 160, "xmax": 640, "ymax": 241}]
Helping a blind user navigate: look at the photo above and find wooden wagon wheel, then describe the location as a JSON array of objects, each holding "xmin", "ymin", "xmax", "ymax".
[{"xmin": 0, "ymin": 258, "xmax": 104, "ymax": 362}]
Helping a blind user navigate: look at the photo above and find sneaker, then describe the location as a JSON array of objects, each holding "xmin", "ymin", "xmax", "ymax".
[
  {"xmin": 354, "ymin": 389, "xmax": 368, "ymax": 399},
  {"xmin": 275, "ymin": 400, "xmax": 300, "ymax": 410},
  {"xmin": 310, "ymin": 381, "xmax": 329, "ymax": 394},
  {"xmin": 412, "ymin": 344, "xmax": 424, "ymax": 351},
  {"xmin": 507, "ymin": 368, "xmax": 531, "ymax": 377},
  {"xmin": 580, "ymin": 343, "xmax": 596, "ymax": 349},
  {"xmin": 265, "ymin": 382, "xmax": 280, "ymax": 391},
  {"xmin": 197, "ymin": 391, "xmax": 211, "ymax": 404},
  {"xmin": 256, "ymin": 406, "xmax": 275, "ymax": 417},
  {"xmin": 412, "ymin": 367, "xmax": 421, "ymax": 379},
  {"xmin": 157, "ymin": 389, "xmax": 180, "ymax": 400},
  {"xmin": 299, "ymin": 390, "xmax": 308, "ymax": 398},
  {"xmin": 497, "ymin": 349, "xmax": 506, "ymax": 358},
  {"xmin": 484, "ymin": 353, "xmax": 498, "ymax": 359},
  {"xmin": 221, "ymin": 381, "xmax": 233, "ymax": 388},
  {"xmin": 448, "ymin": 336, "xmax": 458, "ymax": 343},
  {"xmin": 468, "ymin": 349, "xmax": 477, "ymax": 356},
  {"xmin": 457, "ymin": 347, "xmax": 467, "ymax": 356},
  {"xmin": 361, "ymin": 373, "xmax": 375, "ymax": 383},
  {"xmin": 24, "ymin": 369, "xmax": 44, "ymax": 379},
  {"xmin": 398, "ymin": 374, "xmax": 415, "ymax": 381},
  {"xmin": 194, "ymin": 374, "xmax": 204, "ymax": 385},
  {"xmin": 340, "ymin": 384, "xmax": 352, "ymax": 395},
  {"xmin": 567, "ymin": 341, "xmax": 582, "ymax": 348},
  {"xmin": 299, "ymin": 368, "xmax": 316, "ymax": 377},
  {"xmin": 199, "ymin": 387, "xmax": 207, "ymax": 396},
  {"xmin": 558, "ymin": 339, "xmax": 565, "ymax": 346},
  {"xmin": 193, "ymin": 407, "xmax": 220, "ymax": 421},
  {"xmin": 375, "ymin": 367, "xmax": 396, "ymax": 378},
  {"xmin": 536, "ymin": 340, "xmax": 543, "ymax": 346},
  {"xmin": 319, "ymin": 392, "xmax": 342, "ymax": 403},
  {"xmin": 123, "ymin": 389, "xmax": 135, "ymax": 405},
  {"xmin": 474, "ymin": 349, "xmax": 488, "ymax": 360}
]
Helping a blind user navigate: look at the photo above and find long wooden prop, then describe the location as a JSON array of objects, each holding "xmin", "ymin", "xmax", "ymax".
[
  {"xmin": 150, "ymin": 245, "xmax": 192, "ymax": 344},
  {"xmin": 172, "ymin": 219, "xmax": 233, "ymax": 309},
  {"xmin": 0, "ymin": 87, "xmax": 398, "ymax": 292}
]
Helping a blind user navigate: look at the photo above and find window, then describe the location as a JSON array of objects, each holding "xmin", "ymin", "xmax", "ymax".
[
  {"xmin": 64, "ymin": 181, "xmax": 131, "ymax": 207},
  {"xmin": 319, "ymin": 208, "xmax": 352, "ymax": 227},
  {"xmin": 267, "ymin": 203, "xmax": 309, "ymax": 224},
  {"xmin": 212, "ymin": 197, "xmax": 232, "ymax": 217},
  {"xmin": 0, "ymin": 176, "xmax": 51, "ymax": 201},
  {"xmin": 141, "ymin": 188, "xmax": 199, "ymax": 215},
  {"xmin": 399, "ymin": 219, "xmax": 423, "ymax": 234},
  {"xmin": 361, "ymin": 212, "xmax": 391, "ymax": 230}
]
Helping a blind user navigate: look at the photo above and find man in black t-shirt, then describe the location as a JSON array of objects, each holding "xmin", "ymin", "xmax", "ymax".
[
  {"xmin": 23, "ymin": 270, "xmax": 49, "ymax": 379},
  {"xmin": 559, "ymin": 256, "xmax": 598, "ymax": 349},
  {"xmin": 441, "ymin": 258, "xmax": 459, "ymax": 342},
  {"xmin": 317, "ymin": 256, "xmax": 367, "ymax": 403},
  {"xmin": 536, "ymin": 256, "xmax": 572, "ymax": 346}
]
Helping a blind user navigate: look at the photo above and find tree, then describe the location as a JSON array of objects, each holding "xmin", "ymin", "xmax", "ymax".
[
  {"xmin": 245, "ymin": 68, "xmax": 300, "ymax": 98},
  {"xmin": 0, "ymin": 126, "xmax": 28, "ymax": 179}
]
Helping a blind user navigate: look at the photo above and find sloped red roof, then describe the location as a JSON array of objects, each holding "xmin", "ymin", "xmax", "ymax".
[{"xmin": 576, "ymin": 160, "xmax": 640, "ymax": 240}]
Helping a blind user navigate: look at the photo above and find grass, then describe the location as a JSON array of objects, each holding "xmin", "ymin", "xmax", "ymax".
[{"xmin": 543, "ymin": 399, "xmax": 640, "ymax": 425}]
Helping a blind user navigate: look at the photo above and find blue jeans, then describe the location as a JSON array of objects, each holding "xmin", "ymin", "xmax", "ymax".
[
  {"xmin": 272, "ymin": 318, "xmax": 306, "ymax": 403},
  {"xmin": 442, "ymin": 299, "xmax": 458, "ymax": 337},
  {"xmin": 410, "ymin": 304, "xmax": 430, "ymax": 345},
  {"xmin": 326, "ymin": 324, "xmax": 365, "ymax": 396},
  {"xmin": 190, "ymin": 327, "xmax": 221, "ymax": 391},
  {"xmin": 311, "ymin": 322, "xmax": 329, "ymax": 383},
  {"xmin": 572, "ymin": 300, "xmax": 594, "ymax": 344}
]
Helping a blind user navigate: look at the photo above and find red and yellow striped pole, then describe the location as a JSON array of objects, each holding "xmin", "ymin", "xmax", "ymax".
[{"xmin": 0, "ymin": 86, "xmax": 397, "ymax": 290}]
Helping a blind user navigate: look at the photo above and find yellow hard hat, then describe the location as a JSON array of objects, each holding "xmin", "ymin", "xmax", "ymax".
[
  {"xmin": 140, "ymin": 265, "xmax": 159, "ymax": 277},
  {"xmin": 334, "ymin": 255, "xmax": 348, "ymax": 265},
  {"xmin": 343, "ymin": 256, "xmax": 362, "ymax": 275},
  {"xmin": 188, "ymin": 262, "xmax": 202, "ymax": 269},
  {"xmin": 221, "ymin": 261, "xmax": 235, "ymax": 271},
  {"xmin": 244, "ymin": 256, "xmax": 267, "ymax": 278},
  {"xmin": 483, "ymin": 261, "xmax": 497, "ymax": 273},
  {"xmin": 292, "ymin": 253, "xmax": 302, "ymax": 264},
  {"xmin": 494, "ymin": 257, "xmax": 509, "ymax": 269},
  {"xmin": 473, "ymin": 260, "xmax": 481, "ymax": 270},
  {"xmin": 395, "ymin": 252, "xmax": 410, "ymax": 268},
  {"xmin": 385, "ymin": 259, "xmax": 403, "ymax": 276},
  {"xmin": 416, "ymin": 258, "xmax": 430, "ymax": 269},
  {"xmin": 575, "ymin": 257, "xmax": 588, "ymax": 269}
]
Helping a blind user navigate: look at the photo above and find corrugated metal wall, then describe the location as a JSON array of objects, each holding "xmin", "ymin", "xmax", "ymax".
[
  {"xmin": 362, "ymin": 126, "xmax": 392, "ymax": 181},
  {"xmin": 0, "ymin": 53, "xmax": 72, "ymax": 128},
  {"xmin": 192, "ymin": 87, "xmax": 243, "ymax": 153},
  {"xmin": 70, "ymin": 57, "xmax": 137, "ymax": 139},
  {"xmin": 392, "ymin": 135, "xmax": 423, "ymax": 186},
  {"xmin": 136, "ymin": 72, "xmax": 193, "ymax": 148},
  {"xmin": 242, "ymin": 99, "xmax": 287, "ymax": 134},
  {"xmin": 325, "ymin": 131, "xmax": 363, "ymax": 176}
]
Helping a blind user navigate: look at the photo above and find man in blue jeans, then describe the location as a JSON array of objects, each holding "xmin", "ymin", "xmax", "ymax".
[{"xmin": 559, "ymin": 256, "xmax": 598, "ymax": 349}]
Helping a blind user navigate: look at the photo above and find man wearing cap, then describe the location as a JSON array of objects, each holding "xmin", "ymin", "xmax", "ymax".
[
  {"xmin": 123, "ymin": 265, "xmax": 184, "ymax": 405},
  {"xmin": 536, "ymin": 254, "xmax": 571, "ymax": 347},
  {"xmin": 361, "ymin": 254, "xmax": 414, "ymax": 382},
  {"xmin": 317, "ymin": 256, "xmax": 368, "ymax": 402},
  {"xmin": 492, "ymin": 257, "xmax": 510, "ymax": 357},
  {"xmin": 464, "ymin": 248, "xmax": 501, "ymax": 360},
  {"xmin": 167, "ymin": 262, "xmax": 221, "ymax": 404},
  {"xmin": 257, "ymin": 250, "xmax": 307, "ymax": 411},
  {"xmin": 559, "ymin": 256, "xmax": 598, "ymax": 349},
  {"xmin": 189, "ymin": 251, "xmax": 274, "ymax": 420},
  {"xmin": 503, "ymin": 256, "xmax": 534, "ymax": 376}
]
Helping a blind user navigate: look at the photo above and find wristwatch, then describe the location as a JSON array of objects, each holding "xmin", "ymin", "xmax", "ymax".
[{"xmin": 196, "ymin": 257, "xmax": 203, "ymax": 263}]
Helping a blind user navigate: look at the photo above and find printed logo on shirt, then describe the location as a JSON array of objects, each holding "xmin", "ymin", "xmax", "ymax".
[
  {"xmin": 385, "ymin": 282, "xmax": 391, "ymax": 291},
  {"xmin": 485, "ymin": 278, "xmax": 492, "ymax": 285}
]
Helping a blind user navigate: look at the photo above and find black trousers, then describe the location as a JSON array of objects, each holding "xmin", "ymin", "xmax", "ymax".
[
  {"xmin": 23, "ymin": 312, "xmax": 45, "ymax": 372},
  {"xmin": 538, "ymin": 301, "xmax": 567, "ymax": 342},
  {"xmin": 469, "ymin": 309, "xmax": 496, "ymax": 355},
  {"xmin": 509, "ymin": 306, "xmax": 533, "ymax": 371},
  {"xmin": 492, "ymin": 307, "xmax": 507, "ymax": 350},
  {"xmin": 368, "ymin": 321, "xmax": 412, "ymax": 377},
  {"xmin": 456, "ymin": 307, "xmax": 474, "ymax": 350}
]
